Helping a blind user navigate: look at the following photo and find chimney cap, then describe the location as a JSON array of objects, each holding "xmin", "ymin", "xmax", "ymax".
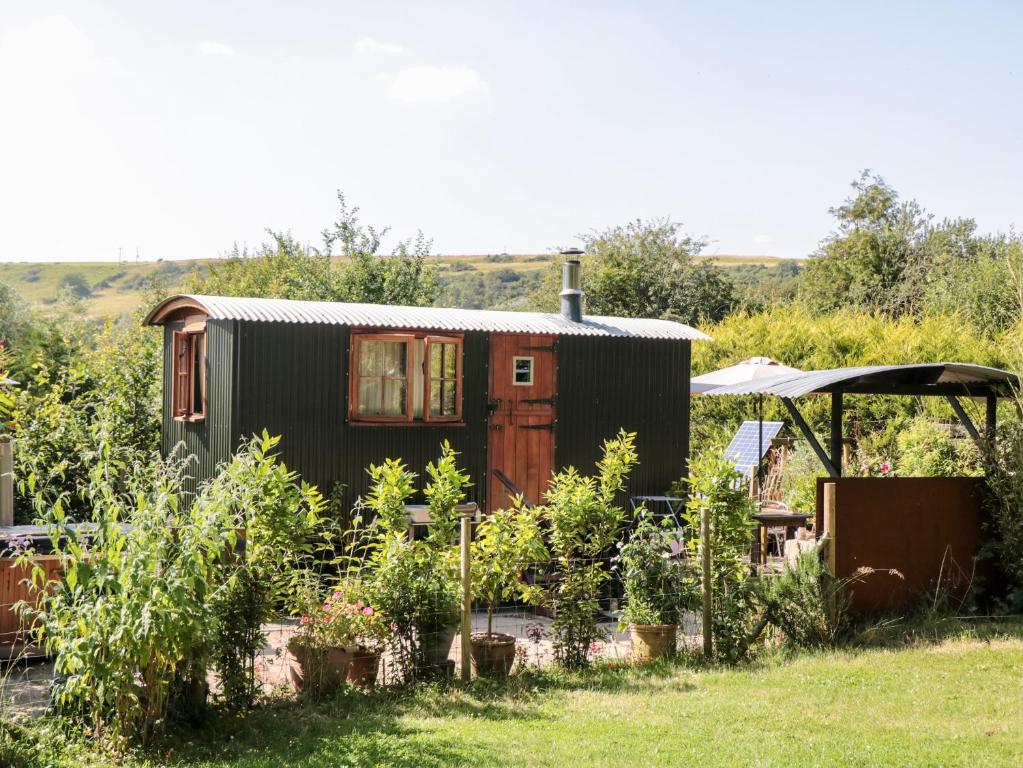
[{"xmin": 560, "ymin": 248, "xmax": 584, "ymax": 258}]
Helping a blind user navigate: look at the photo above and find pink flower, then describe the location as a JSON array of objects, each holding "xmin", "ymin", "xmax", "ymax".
[
  {"xmin": 323, "ymin": 615, "xmax": 333, "ymax": 624},
  {"xmin": 880, "ymin": 462, "xmax": 891, "ymax": 475},
  {"xmin": 362, "ymin": 606, "xmax": 374, "ymax": 616},
  {"xmin": 589, "ymin": 641, "xmax": 604, "ymax": 656},
  {"xmin": 299, "ymin": 615, "xmax": 310, "ymax": 625},
  {"xmin": 332, "ymin": 590, "xmax": 343, "ymax": 600},
  {"xmin": 353, "ymin": 601, "xmax": 363, "ymax": 611}
]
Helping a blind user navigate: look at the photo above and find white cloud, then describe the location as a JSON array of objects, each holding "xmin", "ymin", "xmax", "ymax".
[
  {"xmin": 355, "ymin": 35, "xmax": 403, "ymax": 55},
  {"xmin": 198, "ymin": 40, "xmax": 235, "ymax": 58},
  {"xmin": 388, "ymin": 66, "xmax": 487, "ymax": 104},
  {"xmin": 753, "ymin": 233, "xmax": 775, "ymax": 245}
]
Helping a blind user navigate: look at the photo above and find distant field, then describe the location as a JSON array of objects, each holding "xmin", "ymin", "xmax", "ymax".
[{"xmin": 1, "ymin": 253, "xmax": 789, "ymax": 317}]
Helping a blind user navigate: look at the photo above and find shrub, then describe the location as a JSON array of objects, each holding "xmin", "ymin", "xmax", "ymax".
[
  {"xmin": 896, "ymin": 417, "xmax": 981, "ymax": 477},
  {"xmin": 981, "ymin": 423, "xmax": 1023, "ymax": 609},
  {"xmin": 778, "ymin": 442, "xmax": 823, "ymax": 512},
  {"xmin": 615, "ymin": 508, "xmax": 695, "ymax": 628},
  {"xmin": 355, "ymin": 444, "xmax": 468, "ymax": 679},
  {"xmin": 755, "ymin": 551, "xmax": 851, "ymax": 649},
  {"xmin": 17, "ymin": 434, "xmax": 324, "ymax": 747},
  {"xmin": 540, "ymin": 430, "xmax": 638, "ymax": 668}
]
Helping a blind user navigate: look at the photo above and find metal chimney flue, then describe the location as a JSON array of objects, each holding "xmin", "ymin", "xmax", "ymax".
[{"xmin": 559, "ymin": 248, "xmax": 584, "ymax": 322}]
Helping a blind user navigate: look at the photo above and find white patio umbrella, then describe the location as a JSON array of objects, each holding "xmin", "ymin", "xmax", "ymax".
[
  {"xmin": 690, "ymin": 356, "xmax": 803, "ymax": 395},
  {"xmin": 691, "ymin": 357, "xmax": 803, "ymax": 492}
]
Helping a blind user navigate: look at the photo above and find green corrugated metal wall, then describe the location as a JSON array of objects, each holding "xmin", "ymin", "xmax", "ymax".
[
  {"xmin": 161, "ymin": 321, "xmax": 692, "ymax": 513},
  {"xmin": 554, "ymin": 336, "xmax": 691, "ymax": 497},
  {"xmin": 161, "ymin": 319, "xmax": 236, "ymax": 498},
  {"xmin": 231, "ymin": 322, "xmax": 490, "ymax": 513}
]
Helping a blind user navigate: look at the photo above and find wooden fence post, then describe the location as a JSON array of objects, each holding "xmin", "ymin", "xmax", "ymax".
[
  {"xmin": 0, "ymin": 438, "xmax": 13, "ymax": 528},
  {"xmin": 822, "ymin": 482, "xmax": 837, "ymax": 575},
  {"xmin": 701, "ymin": 506, "xmax": 713, "ymax": 659},
  {"xmin": 459, "ymin": 515, "xmax": 472, "ymax": 683},
  {"xmin": 822, "ymin": 481, "xmax": 838, "ymax": 625}
]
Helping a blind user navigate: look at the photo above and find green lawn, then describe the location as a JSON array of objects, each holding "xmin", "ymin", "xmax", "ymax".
[{"xmin": 42, "ymin": 628, "xmax": 1020, "ymax": 768}]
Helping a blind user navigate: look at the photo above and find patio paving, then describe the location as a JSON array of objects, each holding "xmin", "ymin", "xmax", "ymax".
[{"xmin": 0, "ymin": 610, "xmax": 705, "ymax": 718}]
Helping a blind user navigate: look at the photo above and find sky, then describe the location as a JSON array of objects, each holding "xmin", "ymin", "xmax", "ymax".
[{"xmin": 1, "ymin": 1, "xmax": 1022, "ymax": 262}]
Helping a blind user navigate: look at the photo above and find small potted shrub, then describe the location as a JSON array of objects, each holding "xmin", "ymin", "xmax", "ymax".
[
  {"xmin": 616, "ymin": 510, "xmax": 694, "ymax": 663},
  {"xmin": 287, "ymin": 585, "xmax": 391, "ymax": 696},
  {"xmin": 470, "ymin": 500, "xmax": 548, "ymax": 677}
]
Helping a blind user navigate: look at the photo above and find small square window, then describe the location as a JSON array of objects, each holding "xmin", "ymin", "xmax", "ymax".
[{"xmin": 513, "ymin": 356, "xmax": 534, "ymax": 386}]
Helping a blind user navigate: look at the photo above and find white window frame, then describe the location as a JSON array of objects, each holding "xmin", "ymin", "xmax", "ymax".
[{"xmin": 512, "ymin": 355, "xmax": 535, "ymax": 386}]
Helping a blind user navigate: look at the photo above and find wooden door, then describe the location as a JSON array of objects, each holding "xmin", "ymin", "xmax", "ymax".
[{"xmin": 487, "ymin": 333, "xmax": 556, "ymax": 511}]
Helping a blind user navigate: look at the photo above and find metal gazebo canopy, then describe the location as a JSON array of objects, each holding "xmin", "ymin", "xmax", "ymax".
[{"xmin": 704, "ymin": 363, "xmax": 1020, "ymax": 478}]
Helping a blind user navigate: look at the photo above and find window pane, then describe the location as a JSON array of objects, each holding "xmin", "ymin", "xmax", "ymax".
[
  {"xmin": 430, "ymin": 380, "xmax": 457, "ymax": 417},
  {"xmin": 442, "ymin": 382, "xmax": 457, "ymax": 415},
  {"xmin": 429, "ymin": 342, "xmax": 458, "ymax": 379},
  {"xmin": 358, "ymin": 378, "xmax": 382, "ymax": 415},
  {"xmin": 360, "ymin": 340, "xmax": 406, "ymax": 377},
  {"xmin": 191, "ymin": 335, "xmax": 203, "ymax": 412},
  {"xmin": 383, "ymin": 378, "xmax": 406, "ymax": 416},
  {"xmin": 442, "ymin": 344, "xmax": 457, "ymax": 377},
  {"xmin": 514, "ymin": 357, "xmax": 533, "ymax": 384}
]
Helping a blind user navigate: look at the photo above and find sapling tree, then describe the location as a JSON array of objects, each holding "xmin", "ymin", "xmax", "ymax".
[
  {"xmin": 471, "ymin": 497, "xmax": 548, "ymax": 637},
  {"xmin": 682, "ymin": 449, "xmax": 758, "ymax": 661},
  {"xmin": 540, "ymin": 429, "xmax": 639, "ymax": 668}
]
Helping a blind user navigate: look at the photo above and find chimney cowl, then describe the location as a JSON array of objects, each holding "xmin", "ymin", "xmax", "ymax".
[{"xmin": 559, "ymin": 248, "xmax": 584, "ymax": 322}]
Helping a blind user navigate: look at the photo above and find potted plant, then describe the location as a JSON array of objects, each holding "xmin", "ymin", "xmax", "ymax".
[
  {"xmin": 287, "ymin": 584, "xmax": 392, "ymax": 696},
  {"xmin": 615, "ymin": 509, "xmax": 694, "ymax": 663},
  {"xmin": 470, "ymin": 499, "xmax": 548, "ymax": 677}
]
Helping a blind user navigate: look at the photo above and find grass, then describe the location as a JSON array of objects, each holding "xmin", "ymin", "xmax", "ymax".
[{"xmin": 26, "ymin": 622, "xmax": 1023, "ymax": 768}]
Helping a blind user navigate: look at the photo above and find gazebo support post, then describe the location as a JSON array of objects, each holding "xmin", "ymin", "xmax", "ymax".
[
  {"xmin": 780, "ymin": 397, "xmax": 839, "ymax": 478},
  {"xmin": 986, "ymin": 393, "xmax": 998, "ymax": 440},
  {"xmin": 830, "ymin": 392, "xmax": 843, "ymax": 478}
]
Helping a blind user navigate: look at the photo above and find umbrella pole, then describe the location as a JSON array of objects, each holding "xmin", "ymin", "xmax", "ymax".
[{"xmin": 757, "ymin": 394, "xmax": 764, "ymax": 503}]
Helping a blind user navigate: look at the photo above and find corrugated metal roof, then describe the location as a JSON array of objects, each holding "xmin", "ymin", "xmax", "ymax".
[
  {"xmin": 704, "ymin": 363, "xmax": 1019, "ymax": 398},
  {"xmin": 145, "ymin": 294, "xmax": 710, "ymax": 340}
]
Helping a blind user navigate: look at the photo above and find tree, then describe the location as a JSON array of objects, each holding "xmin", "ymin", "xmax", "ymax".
[
  {"xmin": 534, "ymin": 218, "xmax": 736, "ymax": 324},
  {"xmin": 798, "ymin": 170, "xmax": 998, "ymax": 321},
  {"xmin": 192, "ymin": 192, "xmax": 438, "ymax": 306}
]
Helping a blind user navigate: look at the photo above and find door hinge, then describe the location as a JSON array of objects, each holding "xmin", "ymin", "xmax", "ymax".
[
  {"xmin": 520, "ymin": 422, "xmax": 555, "ymax": 431},
  {"xmin": 523, "ymin": 396, "xmax": 556, "ymax": 406}
]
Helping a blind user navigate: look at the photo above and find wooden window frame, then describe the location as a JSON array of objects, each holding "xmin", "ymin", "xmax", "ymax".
[
  {"xmin": 423, "ymin": 335, "xmax": 463, "ymax": 423},
  {"xmin": 349, "ymin": 333, "xmax": 416, "ymax": 423},
  {"xmin": 348, "ymin": 330, "xmax": 464, "ymax": 425},
  {"xmin": 172, "ymin": 329, "xmax": 206, "ymax": 422}
]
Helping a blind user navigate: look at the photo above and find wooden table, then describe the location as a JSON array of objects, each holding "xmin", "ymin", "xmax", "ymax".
[{"xmin": 752, "ymin": 511, "xmax": 812, "ymax": 565}]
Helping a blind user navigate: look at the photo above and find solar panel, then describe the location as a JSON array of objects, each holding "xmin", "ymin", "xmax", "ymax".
[{"xmin": 724, "ymin": 420, "xmax": 783, "ymax": 478}]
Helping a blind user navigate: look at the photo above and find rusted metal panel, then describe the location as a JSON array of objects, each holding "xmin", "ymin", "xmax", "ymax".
[
  {"xmin": 145, "ymin": 294, "xmax": 710, "ymax": 341},
  {"xmin": 814, "ymin": 476, "xmax": 986, "ymax": 613}
]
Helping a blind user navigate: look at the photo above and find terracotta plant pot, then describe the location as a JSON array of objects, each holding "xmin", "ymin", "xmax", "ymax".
[
  {"xmin": 629, "ymin": 624, "xmax": 678, "ymax": 662},
  {"xmin": 347, "ymin": 648, "xmax": 381, "ymax": 688},
  {"xmin": 287, "ymin": 640, "xmax": 353, "ymax": 698},
  {"xmin": 470, "ymin": 632, "xmax": 517, "ymax": 678}
]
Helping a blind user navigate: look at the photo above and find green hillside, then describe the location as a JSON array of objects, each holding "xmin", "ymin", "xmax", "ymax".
[{"xmin": 0, "ymin": 254, "xmax": 790, "ymax": 318}]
